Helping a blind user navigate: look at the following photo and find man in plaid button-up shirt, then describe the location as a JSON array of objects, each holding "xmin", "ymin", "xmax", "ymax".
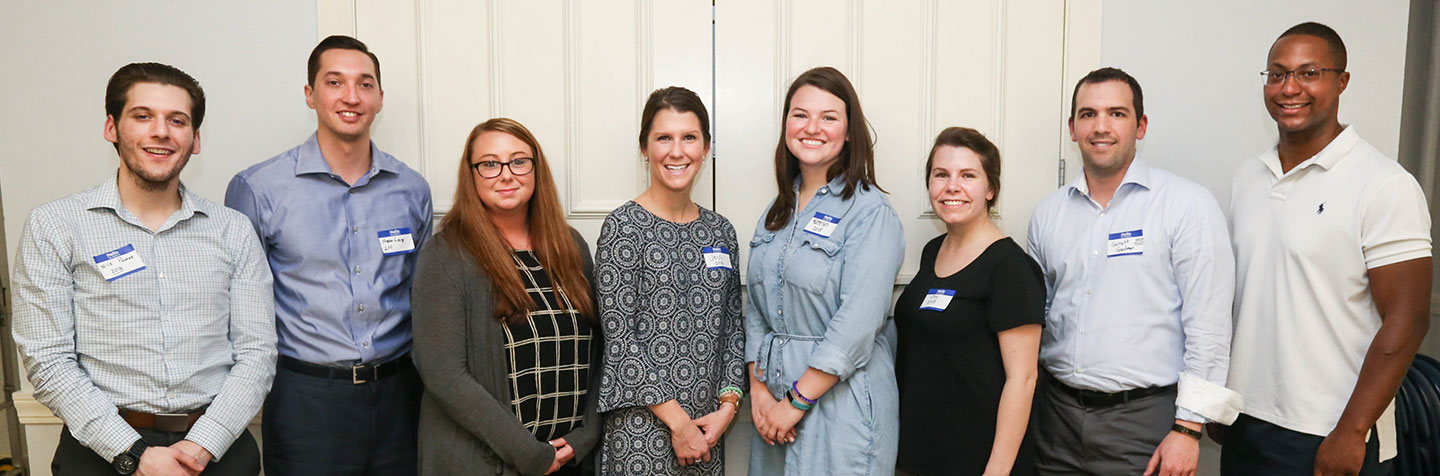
[{"xmin": 11, "ymin": 62, "xmax": 276, "ymax": 476}]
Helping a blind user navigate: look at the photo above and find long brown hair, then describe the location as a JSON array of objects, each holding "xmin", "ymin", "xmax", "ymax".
[
  {"xmin": 764, "ymin": 66, "xmax": 881, "ymax": 231},
  {"xmin": 438, "ymin": 118, "xmax": 595, "ymax": 322}
]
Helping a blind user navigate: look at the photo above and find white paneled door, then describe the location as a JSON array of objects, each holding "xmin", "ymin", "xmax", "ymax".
[
  {"xmin": 323, "ymin": 0, "xmax": 1099, "ymax": 277},
  {"xmin": 321, "ymin": 0, "xmax": 714, "ymax": 242}
]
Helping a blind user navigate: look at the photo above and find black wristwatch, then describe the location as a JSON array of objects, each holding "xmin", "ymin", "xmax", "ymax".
[{"xmin": 113, "ymin": 439, "xmax": 148, "ymax": 475}]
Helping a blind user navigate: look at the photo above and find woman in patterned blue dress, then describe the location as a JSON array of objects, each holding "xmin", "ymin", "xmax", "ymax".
[{"xmin": 595, "ymin": 86, "xmax": 746, "ymax": 475}]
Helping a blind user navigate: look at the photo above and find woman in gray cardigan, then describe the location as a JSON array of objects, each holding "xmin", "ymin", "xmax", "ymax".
[{"xmin": 412, "ymin": 118, "xmax": 603, "ymax": 475}]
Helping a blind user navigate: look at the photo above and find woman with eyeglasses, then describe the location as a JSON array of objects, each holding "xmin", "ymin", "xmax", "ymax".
[
  {"xmin": 744, "ymin": 66, "xmax": 904, "ymax": 475},
  {"xmin": 412, "ymin": 118, "xmax": 602, "ymax": 475},
  {"xmin": 593, "ymin": 86, "xmax": 745, "ymax": 475},
  {"xmin": 893, "ymin": 127, "xmax": 1043, "ymax": 476}
]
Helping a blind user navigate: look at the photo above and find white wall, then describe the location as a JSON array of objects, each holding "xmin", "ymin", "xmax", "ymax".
[
  {"xmin": 1098, "ymin": 0, "xmax": 1410, "ymax": 209},
  {"xmin": 0, "ymin": 2, "xmax": 319, "ymax": 265},
  {"xmin": 0, "ymin": 2, "xmax": 316, "ymax": 473},
  {"xmin": 1098, "ymin": 3, "xmax": 1412, "ymax": 475}
]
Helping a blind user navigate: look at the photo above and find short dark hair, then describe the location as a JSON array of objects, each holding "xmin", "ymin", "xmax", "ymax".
[
  {"xmin": 105, "ymin": 62, "xmax": 206, "ymax": 129},
  {"xmin": 308, "ymin": 35, "xmax": 382, "ymax": 88},
  {"xmin": 638, "ymin": 86, "xmax": 712, "ymax": 149},
  {"xmin": 927, "ymin": 127, "xmax": 1002, "ymax": 212},
  {"xmin": 1070, "ymin": 67, "xmax": 1144, "ymax": 119},
  {"xmin": 1276, "ymin": 22, "xmax": 1347, "ymax": 70}
]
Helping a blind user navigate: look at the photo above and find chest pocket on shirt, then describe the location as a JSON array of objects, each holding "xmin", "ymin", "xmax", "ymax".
[
  {"xmin": 748, "ymin": 232, "xmax": 777, "ymax": 284},
  {"xmin": 785, "ymin": 236, "xmax": 841, "ymax": 294}
]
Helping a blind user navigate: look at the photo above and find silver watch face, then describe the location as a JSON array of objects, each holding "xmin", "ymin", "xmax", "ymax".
[{"xmin": 114, "ymin": 454, "xmax": 138, "ymax": 474}]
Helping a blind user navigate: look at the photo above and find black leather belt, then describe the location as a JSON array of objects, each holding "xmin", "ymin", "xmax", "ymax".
[
  {"xmin": 279, "ymin": 354, "xmax": 412, "ymax": 385},
  {"xmin": 1056, "ymin": 381, "xmax": 1176, "ymax": 407}
]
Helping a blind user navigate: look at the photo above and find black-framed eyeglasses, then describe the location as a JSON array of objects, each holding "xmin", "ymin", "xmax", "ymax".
[
  {"xmin": 1260, "ymin": 68, "xmax": 1344, "ymax": 86},
  {"xmin": 470, "ymin": 157, "xmax": 535, "ymax": 178}
]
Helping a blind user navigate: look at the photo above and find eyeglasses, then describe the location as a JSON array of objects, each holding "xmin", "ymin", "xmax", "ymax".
[
  {"xmin": 1260, "ymin": 68, "xmax": 1343, "ymax": 86},
  {"xmin": 470, "ymin": 157, "xmax": 535, "ymax": 179}
]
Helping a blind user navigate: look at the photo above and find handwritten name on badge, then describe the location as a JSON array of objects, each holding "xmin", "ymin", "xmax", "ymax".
[
  {"xmin": 93, "ymin": 244, "xmax": 147, "ymax": 281},
  {"xmin": 1107, "ymin": 229, "xmax": 1144, "ymax": 257},
  {"xmin": 378, "ymin": 227, "xmax": 416, "ymax": 256},
  {"xmin": 703, "ymin": 247, "xmax": 733, "ymax": 270},
  {"xmin": 803, "ymin": 213, "xmax": 840, "ymax": 238},
  {"xmin": 920, "ymin": 289, "xmax": 955, "ymax": 311}
]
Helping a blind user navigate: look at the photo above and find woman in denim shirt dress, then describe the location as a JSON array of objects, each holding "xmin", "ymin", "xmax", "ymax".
[{"xmin": 744, "ymin": 66, "xmax": 905, "ymax": 476}]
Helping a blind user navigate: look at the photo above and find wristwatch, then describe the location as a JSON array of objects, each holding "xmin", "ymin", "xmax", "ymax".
[{"xmin": 113, "ymin": 439, "xmax": 148, "ymax": 475}]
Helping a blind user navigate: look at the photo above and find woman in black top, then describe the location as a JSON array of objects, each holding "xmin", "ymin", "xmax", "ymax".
[{"xmin": 894, "ymin": 127, "xmax": 1045, "ymax": 476}]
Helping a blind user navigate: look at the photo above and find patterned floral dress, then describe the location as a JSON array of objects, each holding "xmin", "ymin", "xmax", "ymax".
[{"xmin": 595, "ymin": 201, "xmax": 745, "ymax": 475}]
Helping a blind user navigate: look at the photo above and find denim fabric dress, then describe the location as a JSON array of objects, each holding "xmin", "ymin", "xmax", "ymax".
[{"xmin": 744, "ymin": 175, "xmax": 905, "ymax": 476}]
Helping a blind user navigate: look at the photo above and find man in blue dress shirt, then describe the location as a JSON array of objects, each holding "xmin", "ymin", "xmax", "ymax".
[
  {"xmin": 1026, "ymin": 67, "xmax": 1241, "ymax": 476},
  {"xmin": 226, "ymin": 35, "xmax": 433, "ymax": 475}
]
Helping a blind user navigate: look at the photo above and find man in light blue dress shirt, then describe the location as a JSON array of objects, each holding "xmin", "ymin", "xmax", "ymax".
[
  {"xmin": 1026, "ymin": 67, "xmax": 1241, "ymax": 476},
  {"xmin": 14, "ymin": 62, "xmax": 275, "ymax": 475},
  {"xmin": 226, "ymin": 36, "xmax": 433, "ymax": 475}
]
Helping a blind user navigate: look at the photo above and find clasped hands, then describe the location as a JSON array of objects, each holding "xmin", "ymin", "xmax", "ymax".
[
  {"xmin": 670, "ymin": 403, "xmax": 737, "ymax": 467},
  {"xmin": 136, "ymin": 440, "xmax": 212, "ymax": 476}
]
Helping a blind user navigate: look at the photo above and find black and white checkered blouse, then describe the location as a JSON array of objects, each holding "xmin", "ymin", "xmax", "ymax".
[{"xmin": 502, "ymin": 250, "xmax": 594, "ymax": 441}]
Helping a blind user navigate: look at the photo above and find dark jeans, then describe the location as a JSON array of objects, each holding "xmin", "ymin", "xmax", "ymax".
[
  {"xmin": 262, "ymin": 358, "xmax": 423, "ymax": 476},
  {"xmin": 53, "ymin": 425, "xmax": 260, "ymax": 475},
  {"xmin": 1221, "ymin": 413, "xmax": 1392, "ymax": 476},
  {"xmin": 1034, "ymin": 376, "xmax": 1177, "ymax": 475}
]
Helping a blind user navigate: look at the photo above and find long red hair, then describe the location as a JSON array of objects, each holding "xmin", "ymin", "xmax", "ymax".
[{"xmin": 438, "ymin": 118, "xmax": 595, "ymax": 322}]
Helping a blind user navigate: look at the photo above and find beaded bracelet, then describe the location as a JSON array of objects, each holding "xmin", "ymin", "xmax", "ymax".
[
  {"xmin": 718, "ymin": 386, "xmax": 744, "ymax": 400},
  {"xmin": 790, "ymin": 381, "xmax": 817, "ymax": 406},
  {"xmin": 786, "ymin": 390, "xmax": 814, "ymax": 411}
]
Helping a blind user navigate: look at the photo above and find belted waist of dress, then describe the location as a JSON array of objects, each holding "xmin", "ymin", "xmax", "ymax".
[{"xmin": 751, "ymin": 331, "xmax": 823, "ymax": 382}]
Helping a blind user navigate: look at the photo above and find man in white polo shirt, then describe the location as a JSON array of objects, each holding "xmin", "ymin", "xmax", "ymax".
[{"xmin": 1223, "ymin": 22, "xmax": 1432, "ymax": 476}]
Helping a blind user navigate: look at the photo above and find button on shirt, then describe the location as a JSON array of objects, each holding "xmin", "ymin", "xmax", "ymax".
[
  {"xmin": 1026, "ymin": 159, "xmax": 1239, "ymax": 423},
  {"xmin": 227, "ymin": 134, "xmax": 432, "ymax": 366},
  {"xmin": 743, "ymin": 176, "xmax": 905, "ymax": 473},
  {"xmin": 11, "ymin": 177, "xmax": 277, "ymax": 461},
  {"xmin": 1229, "ymin": 126, "xmax": 1431, "ymax": 461}
]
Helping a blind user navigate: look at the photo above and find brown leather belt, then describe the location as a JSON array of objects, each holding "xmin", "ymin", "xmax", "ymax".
[{"xmin": 121, "ymin": 408, "xmax": 206, "ymax": 433}]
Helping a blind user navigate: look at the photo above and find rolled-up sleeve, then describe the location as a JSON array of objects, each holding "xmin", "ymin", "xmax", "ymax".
[
  {"xmin": 1170, "ymin": 189, "xmax": 1241, "ymax": 424},
  {"xmin": 807, "ymin": 203, "xmax": 905, "ymax": 380}
]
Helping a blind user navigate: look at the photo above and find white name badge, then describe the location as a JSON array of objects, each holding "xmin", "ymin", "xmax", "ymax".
[
  {"xmin": 93, "ymin": 244, "xmax": 147, "ymax": 281},
  {"xmin": 919, "ymin": 289, "xmax": 955, "ymax": 311},
  {"xmin": 702, "ymin": 247, "xmax": 733, "ymax": 270},
  {"xmin": 378, "ymin": 228, "xmax": 416, "ymax": 256},
  {"xmin": 803, "ymin": 212, "xmax": 840, "ymax": 238},
  {"xmin": 1107, "ymin": 229, "xmax": 1144, "ymax": 257}
]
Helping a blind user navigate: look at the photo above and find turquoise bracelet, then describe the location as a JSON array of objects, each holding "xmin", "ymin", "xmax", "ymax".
[{"xmin": 786, "ymin": 390, "xmax": 814, "ymax": 411}]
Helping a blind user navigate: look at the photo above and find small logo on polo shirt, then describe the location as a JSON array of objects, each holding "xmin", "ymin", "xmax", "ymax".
[{"xmin": 1317, "ymin": 202, "xmax": 1326, "ymax": 215}]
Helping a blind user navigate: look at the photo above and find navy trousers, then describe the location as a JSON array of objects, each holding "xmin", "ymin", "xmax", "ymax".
[
  {"xmin": 1221, "ymin": 413, "xmax": 1392, "ymax": 476},
  {"xmin": 262, "ymin": 359, "xmax": 423, "ymax": 476}
]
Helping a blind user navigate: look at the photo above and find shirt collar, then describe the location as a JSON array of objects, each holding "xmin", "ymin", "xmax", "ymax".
[
  {"xmin": 84, "ymin": 174, "xmax": 211, "ymax": 222},
  {"xmin": 294, "ymin": 132, "xmax": 401, "ymax": 177},
  {"xmin": 1066, "ymin": 157, "xmax": 1153, "ymax": 198},
  {"xmin": 792, "ymin": 174, "xmax": 851, "ymax": 196},
  {"xmin": 1260, "ymin": 125, "xmax": 1359, "ymax": 177}
]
